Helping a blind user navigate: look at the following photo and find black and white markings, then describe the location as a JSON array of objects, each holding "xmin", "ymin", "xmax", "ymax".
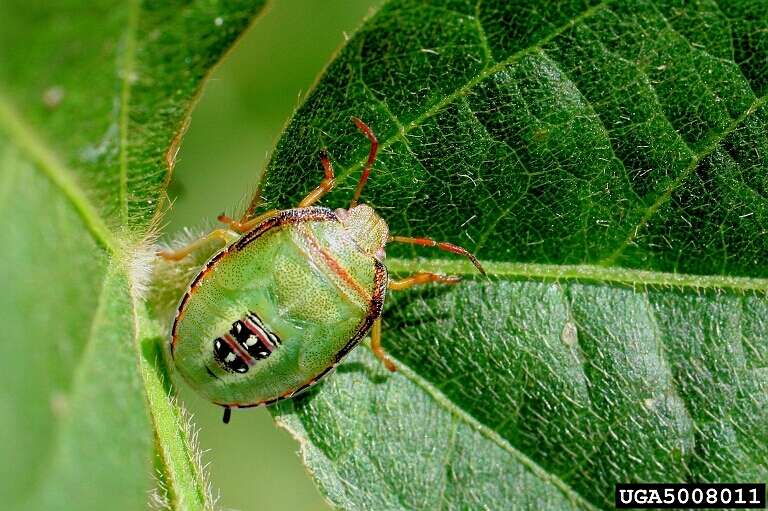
[
  {"xmin": 212, "ymin": 311, "xmax": 282, "ymax": 374},
  {"xmin": 213, "ymin": 337, "xmax": 248, "ymax": 373}
]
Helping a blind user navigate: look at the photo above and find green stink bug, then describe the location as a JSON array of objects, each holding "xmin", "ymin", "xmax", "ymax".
[{"xmin": 160, "ymin": 118, "xmax": 484, "ymax": 423}]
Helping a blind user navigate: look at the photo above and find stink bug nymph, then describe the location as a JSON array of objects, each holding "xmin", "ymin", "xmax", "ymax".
[{"xmin": 160, "ymin": 118, "xmax": 484, "ymax": 423}]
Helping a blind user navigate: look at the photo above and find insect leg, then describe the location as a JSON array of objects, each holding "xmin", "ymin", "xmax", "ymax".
[
  {"xmin": 370, "ymin": 318, "xmax": 396, "ymax": 372},
  {"xmin": 349, "ymin": 117, "xmax": 378, "ymax": 208},
  {"xmin": 157, "ymin": 228, "xmax": 239, "ymax": 261},
  {"xmin": 388, "ymin": 272, "xmax": 462, "ymax": 290},
  {"xmin": 218, "ymin": 209, "xmax": 280, "ymax": 234},
  {"xmin": 389, "ymin": 235, "xmax": 485, "ymax": 274},
  {"xmin": 298, "ymin": 149, "xmax": 336, "ymax": 207}
]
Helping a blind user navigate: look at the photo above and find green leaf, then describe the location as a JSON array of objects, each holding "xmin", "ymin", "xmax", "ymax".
[
  {"xmin": 261, "ymin": 0, "xmax": 768, "ymax": 508},
  {"xmin": 0, "ymin": 2, "xmax": 265, "ymax": 510}
]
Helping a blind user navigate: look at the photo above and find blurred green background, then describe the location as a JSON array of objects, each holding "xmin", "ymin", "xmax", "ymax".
[{"xmin": 167, "ymin": 1, "xmax": 380, "ymax": 510}]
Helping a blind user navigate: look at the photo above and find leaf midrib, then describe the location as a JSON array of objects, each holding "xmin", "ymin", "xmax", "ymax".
[
  {"xmin": 0, "ymin": 92, "xmax": 117, "ymax": 252},
  {"xmin": 0, "ymin": 0, "xmax": 141, "ymax": 245},
  {"xmin": 0, "ymin": 91, "xmax": 146, "ymax": 503},
  {"xmin": 0, "ymin": 84, "xmax": 211, "ymax": 509},
  {"xmin": 0, "ymin": 17, "xmax": 197, "ymax": 506},
  {"xmin": 386, "ymin": 258, "xmax": 768, "ymax": 292}
]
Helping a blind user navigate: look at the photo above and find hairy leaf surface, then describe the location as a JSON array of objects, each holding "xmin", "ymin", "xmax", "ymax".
[
  {"xmin": 262, "ymin": 1, "xmax": 768, "ymax": 508},
  {"xmin": 0, "ymin": 2, "xmax": 265, "ymax": 510}
]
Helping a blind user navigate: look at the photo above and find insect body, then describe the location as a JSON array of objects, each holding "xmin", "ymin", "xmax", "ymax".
[{"xmin": 161, "ymin": 118, "xmax": 484, "ymax": 423}]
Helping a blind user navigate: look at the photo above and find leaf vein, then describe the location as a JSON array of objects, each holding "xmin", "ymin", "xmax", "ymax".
[
  {"xmin": 328, "ymin": 1, "xmax": 610, "ymax": 186},
  {"xmin": 710, "ymin": 0, "xmax": 738, "ymax": 62},
  {"xmin": 473, "ymin": 0, "xmax": 493, "ymax": 64},
  {"xmin": 27, "ymin": 261, "xmax": 113, "ymax": 497},
  {"xmin": 602, "ymin": 93, "xmax": 768, "ymax": 265},
  {"xmin": 435, "ymin": 416, "xmax": 459, "ymax": 511},
  {"xmin": 387, "ymin": 351, "xmax": 600, "ymax": 511},
  {"xmin": 580, "ymin": 22, "xmax": 696, "ymax": 157}
]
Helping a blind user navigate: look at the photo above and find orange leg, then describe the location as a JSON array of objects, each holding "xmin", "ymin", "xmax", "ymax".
[
  {"xmin": 388, "ymin": 272, "xmax": 461, "ymax": 291},
  {"xmin": 389, "ymin": 235, "xmax": 485, "ymax": 274},
  {"xmin": 370, "ymin": 318, "xmax": 396, "ymax": 372},
  {"xmin": 298, "ymin": 150, "xmax": 336, "ymax": 207},
  {"xmin": 218, "ymin": 208, "xmax": 280, "ymax": 234},
  {"xmin": 157, "ymin": 229, "xmax": 238, "ymax": 261},
  {"xmin": 349, "ymin": 117, "xmax": 379, "ymax": 208}
]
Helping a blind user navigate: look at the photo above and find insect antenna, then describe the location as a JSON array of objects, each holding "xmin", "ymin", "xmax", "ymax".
[{"xmin": 349, "ymin": 117, "xmax": 378, "ymax": 208}]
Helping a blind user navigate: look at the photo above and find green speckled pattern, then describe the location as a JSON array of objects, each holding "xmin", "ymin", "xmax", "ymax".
[{"xmin": 173, "ymin": 208, "xmax": 385, "ymax": 405}]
